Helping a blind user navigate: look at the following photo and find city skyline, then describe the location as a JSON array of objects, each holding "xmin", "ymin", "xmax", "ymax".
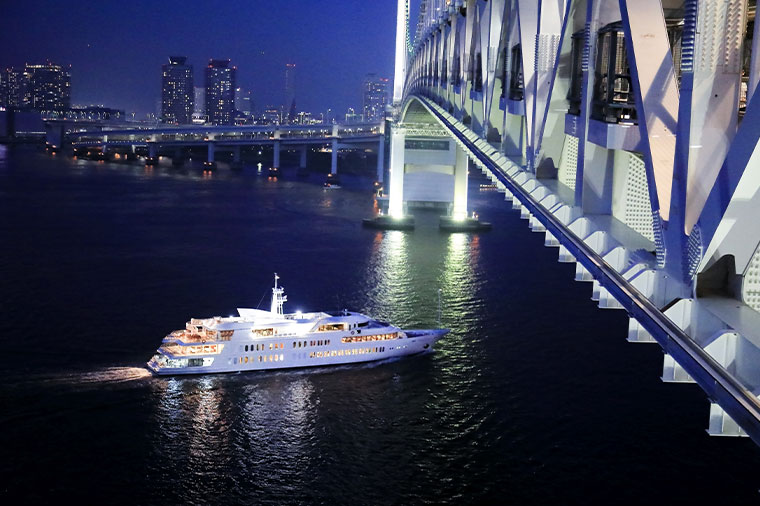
[{"xmin": 0, "ymin": 0, "xmax": 405, "ymax": 116}]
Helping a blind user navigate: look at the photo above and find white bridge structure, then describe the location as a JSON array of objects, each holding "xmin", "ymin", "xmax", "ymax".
[
  {"xmin": 49, "ymin": 122, "xmax": 385, "ymax": 176},
  {"xmin": 390, "ymin": 0, "xmax": 760, "ymax": 442}
]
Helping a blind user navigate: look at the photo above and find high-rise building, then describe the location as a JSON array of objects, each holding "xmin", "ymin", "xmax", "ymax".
[
  {"xmin": 0, "ymin": 68, "xmax": 26, "ymax": 109},
  {"xmin": 1, "ymin": 63, "xmax": 71, "ymax": 111},
  {"xmin": 205, "ymin": 59, "xmax": 236, "ymax": 125},
  {"xmin": 362, "ymin": 73, "xmax": 389, "ymax": 122},
  {"xmin": 284, "ymin": 63, "xmax": 296, "ymax": 123},
  {"xmin": 25, "ymin": 63, "xmax": 71, "ymax": 111},
  {"xmin": 235, "ymin": 87, "xmax": 251, "ymax": 116},
  {"xmin": 161, "ymin": 56, "xmax": 193, "ymax": 124}
]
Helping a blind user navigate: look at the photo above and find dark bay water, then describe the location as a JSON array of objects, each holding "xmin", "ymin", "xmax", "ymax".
[{"xmin": 1, "ymin": 147, "xmax": 759, "ymax": 504}]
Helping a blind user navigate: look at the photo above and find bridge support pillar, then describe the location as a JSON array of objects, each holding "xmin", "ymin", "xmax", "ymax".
[
  {"xmin": 376, "ymin": 135, "xmax": 385, "ymax": 183},
  {"xmin": 273, "ymin": 141, "xmax": 280, "ymax": 169},
  {"xmin": 204, "ymin": 142, "xmax": 216, "ymax": 169},
  {"xmin": 299, "ymin": 145, "xmax": 307, "ymax": 169},
  {"xmin": 146, "ymin": 143, "xmax": 158, "ymax": 166},
  {"xmin": 233, "ymin": 146, "xmax": 241, "ymax": 163},
  {"xmin": 388, "ymin": 125, "xmax": 406, "ymax": 217},
  {"xmin": 452, "ymin": 145, "xmax": 469, "ymax": 220},
  {"xmin": 330, "ymin": 139, "xmax": 338, "ymax": 175}
]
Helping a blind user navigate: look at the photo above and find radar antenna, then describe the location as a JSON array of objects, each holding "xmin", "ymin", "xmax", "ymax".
[{"xmin": 271, "ymin": 273, "xmax": 287, "ymax": 315}]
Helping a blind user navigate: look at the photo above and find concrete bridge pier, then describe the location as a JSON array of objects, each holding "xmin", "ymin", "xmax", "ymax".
[
  {"xmin": 376, "ymin": 135, "xmax": 385, "ymax": 184},
  {"xmin": 452, "ymin": 145, "xmax": 469, "ymax": 220},
  {"xmin": 362, "ymin": 124, "xmax": 413, "ymax": 229},
  {"xmin": 45, "ymin": 122, "xmax": 66, "ymax": 153},
  {"xmin": 387, "ymin": 125, "xmax": 405, "ymax": 218},
  {"xmin": 330, "ymin": 139, "xmax": 338, "ymax": 175},
  {"xmin": 325, "ymin": 139, "xmax": 341, "ymax": 186},
  {"xmin": 204, "ymin": 142, "xmax": 216, "ymax": 169},
  {"xmin": 269, "ymin": 141, "xmax": 281, "ymax": 176},
  {"xmin": 146, "ymin": 143, "xmax": 158, "ymax": 166}
]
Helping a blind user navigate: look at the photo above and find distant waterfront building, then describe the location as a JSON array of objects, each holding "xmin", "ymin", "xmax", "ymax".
[
  {"xmin": 205, "ymin": 59, "xmax": 236, "ymax": 125},
  {"xmin": 262, "ymin": 106, "xmax": 281, "ymax": 125},
  {"xmin": 362, "ymin": 73, "xmax": 389, "ymax": 122},
  {"xmin": 1, "ymin": 63, "xmax": 70, "ymax": 111},
  {"xmin": 284, "ymin": 63, "xmax": 296, "ymax": 123},
  {"xmin": 235, "ymin": 87, "xmax": 252, "ymax": 116},
  {"xmin": 345, "ymin": 107, "xmax": 363, "ymax": 124},
  {"xmin": 161, "ymin": 56, "xmax": 194, "ymax": 124},
  {"xmin": 0, "ymin": 68, "xmax": 25, "ymax": 108},
  {"xmin": 67, "ymin": 106, "xmax": 124, "ymax": 121}
]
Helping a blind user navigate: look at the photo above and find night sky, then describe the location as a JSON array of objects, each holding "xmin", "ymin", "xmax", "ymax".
[{"xmin": 0, "ymin": 0, "xmax": 420, "ymax": 118}]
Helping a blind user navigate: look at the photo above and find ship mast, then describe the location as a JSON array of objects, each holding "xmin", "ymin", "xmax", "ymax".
[{"xmin": 271, "ymin": 273, "xmax": 287, "ymax": 315}]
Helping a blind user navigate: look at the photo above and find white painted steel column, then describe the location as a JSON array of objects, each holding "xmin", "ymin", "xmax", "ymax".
[
  {"xmin": 388, "ymin": 125, "xmax": 406, "ymax": 217},
  {"xmin": 393, "ymin": 0, "xmax": 408, "ymax": 104},
  {"xmin": 453, "ymin": 144, "xmax": 469, "ymax": 220}
]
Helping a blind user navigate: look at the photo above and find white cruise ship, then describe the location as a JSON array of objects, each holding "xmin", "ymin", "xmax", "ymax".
[{"xmin": 147, "ymin": 274, "xmax": 449, "ymax": 376}]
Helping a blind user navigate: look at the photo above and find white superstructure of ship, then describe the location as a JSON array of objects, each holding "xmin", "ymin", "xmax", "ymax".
[{"xmin": 147, "ymin": 274, "xmax": 449, "ymax": 375}]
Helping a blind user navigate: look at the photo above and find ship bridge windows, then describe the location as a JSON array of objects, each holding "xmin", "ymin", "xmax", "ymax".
[
  {"xmin": 341, "ymin": 332, "xmax": 399, "ymax": 344},
  {"xmin": 161, "ymin": 343, "xmax": 223, "ymax": 356},
  {"xmin": 318, "ymin": 323, "xmax": 347, "ymax": 332},
  {"xmin": 252, "ymin": 328, "xmax": 274, "ymax": 337}
]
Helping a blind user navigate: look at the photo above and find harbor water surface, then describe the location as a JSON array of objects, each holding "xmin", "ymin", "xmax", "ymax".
[{"xmin": 1, "ymin": 148, "xmax": 759, "ymax": 504}]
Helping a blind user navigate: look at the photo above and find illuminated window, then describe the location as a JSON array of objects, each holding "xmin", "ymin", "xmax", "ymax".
[
  {"xmin": 245, "ymin": 356, "xmax": 249, "ymax": 363},
  {"xmin": 279, "ymin": 354, "xmax": 284, "ymax": 361}
]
